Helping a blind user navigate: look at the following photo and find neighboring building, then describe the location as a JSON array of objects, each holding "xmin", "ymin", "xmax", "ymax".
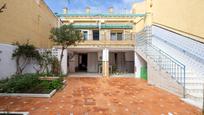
[
  {"xmin": 0, "ymin": 0, "xmax": 58, "ymax": 79},
  {"xmin": 152, "ymin": 0, "xmax": 204, "ymax": 42},
  {"xmin": 0, "ymin": 0, "xmax": 58, "ymax": 48},
  {"xmin": 56, "ymin": 6, "xmax": 146, "ymax": 77}
]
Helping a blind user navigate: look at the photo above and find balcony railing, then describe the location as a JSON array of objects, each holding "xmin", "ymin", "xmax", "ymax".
[
  {"xmin": 82, "ymin": 33, "xmax": 135, "ymax": 41},
  {"xmin": 73, "ymin": 24, "xmax": 133, "ymax": 29}
]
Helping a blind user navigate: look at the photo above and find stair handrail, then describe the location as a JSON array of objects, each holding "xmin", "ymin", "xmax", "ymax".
[{"xmin": 136, "ymin": 27, "xmax": 186, "ymax": 97}]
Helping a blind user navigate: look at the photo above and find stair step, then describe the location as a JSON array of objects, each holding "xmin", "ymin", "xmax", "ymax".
[
  {"xmin": 185, "ymin": 86, "xmax": 203, "ymax": 89},
  {"xmin": 186, "ymin": 82, "xmax": 203, "ymax": 85},
  {"xmin": 185, "ymin": 80, "xmax": 204, "ymax": 83},
  {"xmin": 182, "ymin": 98, "xmax": 203, "ymax": 109},
  {"xmin": 176, "ymin": 77, "xmax": 204, "ymax": 81},
  {"xmin": 186, "ymin": 89, "xmax": 203, "ymax": 94}
]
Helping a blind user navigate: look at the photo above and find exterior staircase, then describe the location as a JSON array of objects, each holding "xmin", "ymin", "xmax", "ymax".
[{"xmin": 136, "ymin": 26, "xmax": 204, "ymax": 108}]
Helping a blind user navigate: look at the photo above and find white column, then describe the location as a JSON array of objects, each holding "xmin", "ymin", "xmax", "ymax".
[
  {"xmin": 61, "ymin": 49, "xmax": 67, "ymax": 75},
  {"xmin": 102, "ymin": 48, "xmax": 109, "ymax": 62},
  {"xmin": 102, "ymin": 48, "xmax": 109, "ymax": 77}
]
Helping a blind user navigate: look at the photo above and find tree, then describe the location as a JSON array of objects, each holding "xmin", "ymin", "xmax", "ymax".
[
  {"xmin": 32, "ymin": 50, "xmax": 50, "ymax": 74},
  {"xmin": 0, "ymin": 3, "xmax": 6, "ymax": 13},
  {"xmin": 41, "ymin": 51, "xmax": 53, "ymax": 74},
  {"xmin": 12, "ymin": 41, "xmax": 41, "ymax": 74},
  {"xmin": 49, "ymin": 24, "xmax": 82, "ymax": 73},
  {"xmin": 51, "ymin": 57, "xmax": 60, "ymax": 75},
  {"xmin": 32, "ymin": 50, "xmax": 44, "ymax": 74},
  {"xmin": 32, "ymin": 50, "xmax": 61, "ymax": 76}
]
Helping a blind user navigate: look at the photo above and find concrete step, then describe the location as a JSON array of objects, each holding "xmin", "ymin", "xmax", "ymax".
[{"xmin": 182, "ymin": 98, "xmax": 203, "ymax": 109}]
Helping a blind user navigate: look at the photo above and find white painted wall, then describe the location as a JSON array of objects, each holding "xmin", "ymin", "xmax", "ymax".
[
  {"xmin": 0, "ymin": 44, "xmax": 69, "ymax": 79},
  {"xmin": 152, "ymin": 26, "xmax": 204, "ymax": 60},
  {"xmin": 52, "ymin": 48, "xmax": 67, "ymax": 75},
  {"xmin": 0, "ymin": 44, "xmax": 49, "ymax": 79},
  {"xmin": 152, "ymin": 25, "xmax": 204, "ymax": 77},
  {"xmin": 0, "ymin": 44, "xmax": 17, "ymax": 79}
]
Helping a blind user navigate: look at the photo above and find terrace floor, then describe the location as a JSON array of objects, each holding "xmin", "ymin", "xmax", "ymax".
[{"xmin": 0, "ymin": 77, "xmax": 201, "ymax": 115}]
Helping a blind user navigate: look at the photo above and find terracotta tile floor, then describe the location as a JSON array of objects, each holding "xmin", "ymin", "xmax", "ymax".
[{"xmin": 0, "ymin": 77, "xmax": 201, "ymax": 115}]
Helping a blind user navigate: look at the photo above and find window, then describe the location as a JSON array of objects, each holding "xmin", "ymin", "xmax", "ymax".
[
  {"xmin": 117, "ymin": 33, "xmax": 123, "ymax": 40},
  {"xmin": 111, "ymin": 31, "xmax": 123, "ymax": 40},
  {"xmin": 111, "ymin": 33, "xmax": 117, "ymax": 40},
  {"xmin": 93, "ymin": 30, "xmax": 99, "ymax": 40},
  {"xmin": 82, "ymin": 31, "xmax": 88, "ymax": 40}
]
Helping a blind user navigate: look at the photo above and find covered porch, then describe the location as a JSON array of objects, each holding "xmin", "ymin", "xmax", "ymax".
[{"xmin": 66, "ymin": 47, "xmax": 135, "ymax": 77}]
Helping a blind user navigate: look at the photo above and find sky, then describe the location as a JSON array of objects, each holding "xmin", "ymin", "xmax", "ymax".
[{"xmin": 44, "ymin": 0, "xmax": 144, "ymax": 14}]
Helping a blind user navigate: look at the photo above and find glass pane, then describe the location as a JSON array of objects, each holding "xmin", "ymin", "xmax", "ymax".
[
  {"xmin": 117, "ymin": 33, "xmax": 123, "ymax": 40},
  {"xmin": 111, "ymin": 33, "xmax": 117, "ymax": 40},
  {"xmin": 93, "ymin": 30, "xmax": 99, "ymax": 40},
  {"xmin": 83, "ymin": 31, "xmax": 88, "ymax": 40}
]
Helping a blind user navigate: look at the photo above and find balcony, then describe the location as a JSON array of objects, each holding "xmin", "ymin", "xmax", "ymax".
[{"xmin": 76, "ymin": 33, "xmax": 135, "ymax": 47}]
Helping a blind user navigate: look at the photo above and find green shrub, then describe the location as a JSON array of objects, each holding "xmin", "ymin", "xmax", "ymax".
[
  {"xmin": 0, "ymin": 74, "xmax": 39, "ymax": 93},
  {"xmin": 0, "ymin": 73, "xmax": 63, "ymax": 93},
  {"xmin": 49, "ymin": 79, "xmax": 63, "ymax": 90}
]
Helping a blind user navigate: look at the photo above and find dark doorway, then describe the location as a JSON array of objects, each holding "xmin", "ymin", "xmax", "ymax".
[
  {"xmin": 78, "ymin": 53, "xmax": 88, "ymax": 72},
  {"xmin": 93, "ymin": 30, "xmax": 99, "ymax": 40}
]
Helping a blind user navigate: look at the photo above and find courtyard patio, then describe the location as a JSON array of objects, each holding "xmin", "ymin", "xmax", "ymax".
[{"xmin": 0, "ymin": 77, "xmax": 201, "ymax": 115}]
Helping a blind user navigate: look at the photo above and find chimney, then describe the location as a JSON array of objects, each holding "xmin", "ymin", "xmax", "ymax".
[
  {"xmin": 108, "ymin": 7, "xmax": 113, "ymax": 14},
  {"xmin": 63, "ymin": 7, "xmax": 68, "ymax": 14},
  {"xmin": 86, "ymin": 7, "xmax": 91, "ymax": 14}
]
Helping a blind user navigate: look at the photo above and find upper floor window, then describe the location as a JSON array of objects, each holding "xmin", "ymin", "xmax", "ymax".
[
  {"xmin": 93, "ymin": 30, "xmax": 99, "ymax": 40},
  {"xmin": 82, "ymin": 30, "xmax": 88, "ymax": 40},
  {"xmin": 111, "ymin": 31, "xmax": 123, "ymax": 41}
]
